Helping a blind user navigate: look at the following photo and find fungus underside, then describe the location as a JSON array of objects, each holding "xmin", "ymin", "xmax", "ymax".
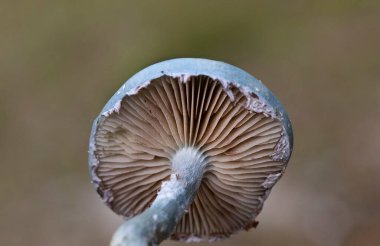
[{"xmin": 93, "ymin": 75, "xmax": 286, "ymax": 243}]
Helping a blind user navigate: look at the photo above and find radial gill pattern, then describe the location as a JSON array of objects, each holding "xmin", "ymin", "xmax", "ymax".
[{"xmin": 93, "ymin": 75, "xmax": 286, "ymax": 239}]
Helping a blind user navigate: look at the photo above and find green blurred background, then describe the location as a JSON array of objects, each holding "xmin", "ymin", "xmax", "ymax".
[{"xmin": 1, "ymin": 1, "xmax": 379, "ymax": 245}]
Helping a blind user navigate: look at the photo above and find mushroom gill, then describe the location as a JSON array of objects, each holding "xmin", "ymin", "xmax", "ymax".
[{"xmin": 93, "ymin": 75, "xmax": 285, "ymax": 239}]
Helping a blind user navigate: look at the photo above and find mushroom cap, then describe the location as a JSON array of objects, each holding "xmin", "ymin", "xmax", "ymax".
[{"xmin": 89, "ymin": 58, "xmax": 293, "ymax": 241}]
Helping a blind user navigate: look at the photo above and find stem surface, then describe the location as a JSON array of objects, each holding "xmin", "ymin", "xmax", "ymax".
[{"xmin": 110, "ymin": 148, "xmax": 206, "ymax": 246}]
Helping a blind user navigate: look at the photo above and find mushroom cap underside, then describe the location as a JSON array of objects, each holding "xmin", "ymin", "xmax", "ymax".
[{"xmin": 89, "ymin": 59, "xmax": 293, "ymax": 241}]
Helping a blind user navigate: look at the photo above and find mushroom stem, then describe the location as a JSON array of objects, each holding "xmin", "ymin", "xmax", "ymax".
[{"xmin": 110, "ymin": 147, "xmax": 206, "ymax": 246}]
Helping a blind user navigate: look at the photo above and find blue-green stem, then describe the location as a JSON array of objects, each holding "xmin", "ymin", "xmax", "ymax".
[{"xmin": 110, "ymin": 148, "xmax": 206, "ymax": 246}]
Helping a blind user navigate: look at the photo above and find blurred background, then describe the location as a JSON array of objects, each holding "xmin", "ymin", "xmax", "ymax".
[{"xmin": 1, "ymin": 1, "xmax": 379, "ymax": 245}]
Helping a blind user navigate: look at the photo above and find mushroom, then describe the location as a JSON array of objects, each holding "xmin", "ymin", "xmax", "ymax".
[{"xmin": 89, "ymin": 58, "xmax": 293, "ymax": 245}]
